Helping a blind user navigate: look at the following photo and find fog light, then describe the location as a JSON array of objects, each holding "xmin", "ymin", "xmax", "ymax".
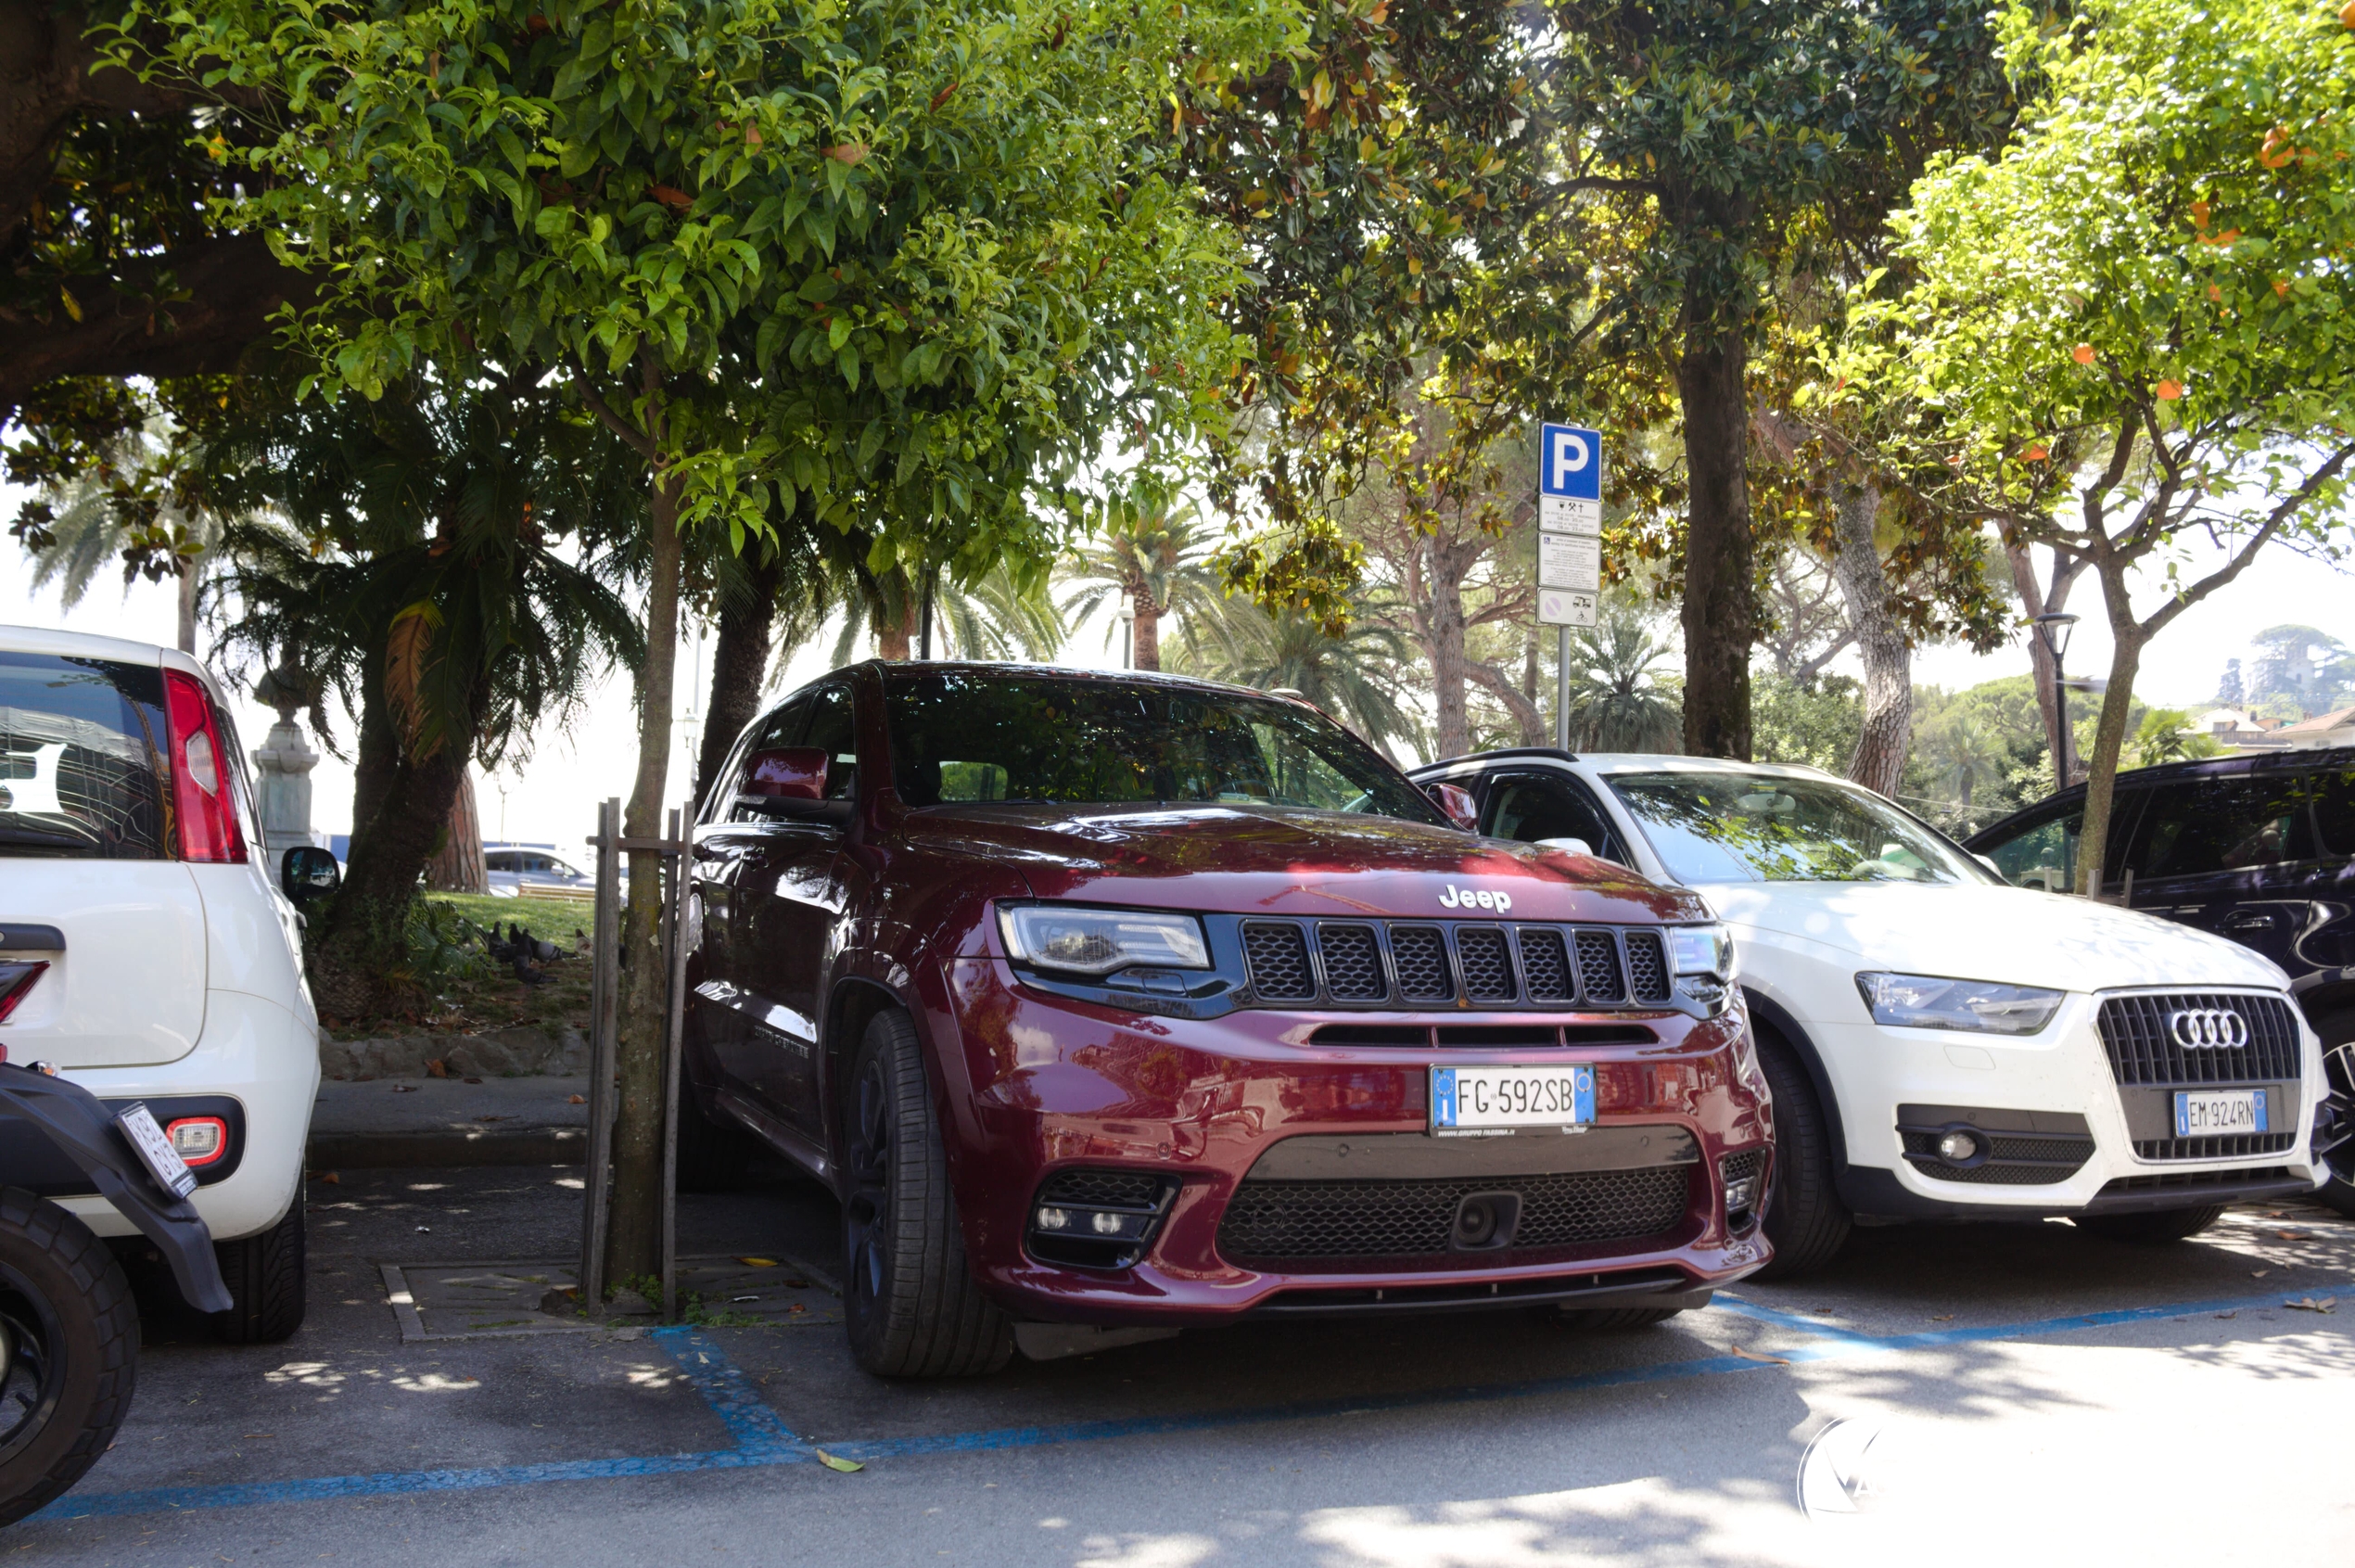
[
  {"xmin": 1937, "ymin": 1130, "xmax": 1979, "ymax": 1163},
  {"xmin": 1035, "ymin": 1206, "xmax": 1069, "ymax": 1231},
  {"xmin": 1090, "ymin": 1210, "xmax": 1124, "ymax": 1235},
  {"xmin": 1725, "ymin": 1177, "xmax": 1759, "ymax": 1214}
]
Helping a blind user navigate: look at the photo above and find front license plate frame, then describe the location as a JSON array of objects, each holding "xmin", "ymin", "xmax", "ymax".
[
  {"xmin": 1430, "ymin": 1064, "xmax": 1595, "ymax": 1136},
  {"xmin": 2172, "ymin": 1087, "xmax": 2269, "ymax": 1140}
]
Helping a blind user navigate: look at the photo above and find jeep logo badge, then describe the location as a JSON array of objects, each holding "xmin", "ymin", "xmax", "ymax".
[
  {"xmin": 2168, "ymin": 1007, "xmax": 2249, "ymax": 1049},
  {"xmin": 1438, "ymin": 885, "xmax": 1511, "ymax": 913}
]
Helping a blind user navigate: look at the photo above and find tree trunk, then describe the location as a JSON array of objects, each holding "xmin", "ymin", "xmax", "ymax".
[
  {"xmin": 425, "ymin": 768, "xmax": 488, "ymax": 893},
  {"xmin": 2006, "ymin": 543, "xmax": 2081, "ymax": 785},
  {"xmin": 694, "ymin": 547, "xmax": 783, "ymax": 817},
  {"xmin": 1828, "ymin": 481, "xmax": 1910, "ymax": 797},
  {"xmin": 607, "ymin": 444, "xmax": 686, "ymax": 1287},
  {"xmin": 1130, "ymin": 594, "xmax": 1163, "ymax": 672},
  {"xmin": 2076, "ymin": 567, "xmax": 2145, "ymax": 899},
  {"xmin": 1676, "ymin": 324, "xmax": 1755, "ymax": 759},
  {"xmin": 876, "ymin": 593, "xmax": 914, "ymax": 660},
  {"xmin": 1425, "ymin": 534, "xmax": 1471, "ymax": 760},
  {"xmin": 174, "ymin": 555, "xmax": 198, "ymax": 656}
]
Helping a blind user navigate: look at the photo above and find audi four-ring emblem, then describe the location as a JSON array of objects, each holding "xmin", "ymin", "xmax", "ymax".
[{"xmin": 2168, "ymin": 1008, "xmax": 2250, "ymax": 1049}]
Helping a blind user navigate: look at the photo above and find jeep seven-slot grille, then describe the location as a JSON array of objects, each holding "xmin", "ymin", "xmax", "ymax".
[
  {"xmin": 1216, "ymin": 1166, "xmax": 1693, "ymax": 1264},
  {"xmin": 1237, "ymin": 919, "xmax": 1668, "ymax": 1011},
  {"xmin": 2095, "ymin": 992, "xmax": 2302, "ymax": 1087}
]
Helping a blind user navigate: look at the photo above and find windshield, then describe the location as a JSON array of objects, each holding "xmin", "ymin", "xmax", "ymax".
[
  {"xmin": 1605, "ymin": 770, "xmax": 1986, "ymax": 886},
  {"xmin": 883, "ymin": 671, "xmax": 1445, "ymax": 823}
]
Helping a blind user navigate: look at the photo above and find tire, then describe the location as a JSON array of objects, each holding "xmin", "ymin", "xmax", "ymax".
[
  {"xmin": 1751, "ymin": 1030, "xmax": 1852, "ymax": 1279},
  {"xmin": 212, "ymin": 1198, "xmax": 305, "ymax": 1344},
  {"xmin": 0, "ymin": 1187, "xmax": 139, "ymax": 1526},
  {"xmin": 2074, "ymin": 1205, "xmax": 2227, "ymax": 1243},
  {"xmin": 2311, "ymin": 1009, "xmax": 2355, "ymax": 1219},
  {"xmin": 675, "ymin": 1081, "xmax": 762, "ymax": 1193},
  {"xmin": 1550, "ymin": 1305, "xmax": 1695, "ymax": 1330},
  {"xmin": 839, "ymin": 1008, "xmax": 1012, "ymax": 1378}
]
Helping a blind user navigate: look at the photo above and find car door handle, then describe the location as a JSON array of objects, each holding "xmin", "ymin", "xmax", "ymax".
[{"xmin": 2221, "ymin": 911, "xmax": 2278, "ymax": 931}]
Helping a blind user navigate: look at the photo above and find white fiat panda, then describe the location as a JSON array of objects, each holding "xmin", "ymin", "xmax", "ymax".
[{"xmin": 0, "ymin": 625, "xmax": 317, "ymax": 1340}]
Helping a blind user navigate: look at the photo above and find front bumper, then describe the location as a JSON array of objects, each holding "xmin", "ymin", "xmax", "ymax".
[
  {"xmin": 1807, "ymin": 988, "xmax": 2326, "ymax": 1220},
  {"xmin": 924, "ymin": 958, "xmax": 1774, "ymax": 1326}
]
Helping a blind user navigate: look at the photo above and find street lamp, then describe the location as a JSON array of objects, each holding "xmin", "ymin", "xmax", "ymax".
[{"xmin": 2031, "ymin": 612, "xmax": 2079, "ymax": 788}]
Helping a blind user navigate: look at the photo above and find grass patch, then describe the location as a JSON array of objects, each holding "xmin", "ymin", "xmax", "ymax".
[{"xmin": 317, "ymin": 892, "xmax": 599, "ymax": 1041}]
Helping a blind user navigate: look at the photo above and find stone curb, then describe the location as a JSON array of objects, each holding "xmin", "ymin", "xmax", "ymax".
[
  {"xmin": 307, "ymin": 1126, "xmax": 585, "ymax": 1168},
  {"xmin": 319, "ymin": 1026, "xmax": 588, "ymax": 1080}
]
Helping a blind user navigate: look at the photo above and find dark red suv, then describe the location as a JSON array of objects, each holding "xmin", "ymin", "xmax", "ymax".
[{"xmin": 685, "ymin": 663, "xmax": 1773, "ymax": 1375}]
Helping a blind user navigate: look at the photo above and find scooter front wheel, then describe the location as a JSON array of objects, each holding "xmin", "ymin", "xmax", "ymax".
[{"xmin": 0, "ymin": 1187, "xmax": 138, "ymax": 1527}]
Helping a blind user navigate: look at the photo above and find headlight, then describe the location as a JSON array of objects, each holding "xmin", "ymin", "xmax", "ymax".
[
  {"xmin": 1854, "ymin": 972, "xmax": 2063, "ymax": 1037},
  {"xmin": 1669, "ymin": 924, "xmax": 1737, "ymax": 981},
  {"xmin": 998, "ymin": 904, "xmax": 1210, "ymax": 976}
]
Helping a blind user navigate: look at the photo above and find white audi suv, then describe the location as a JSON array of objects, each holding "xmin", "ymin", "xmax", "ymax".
[{"xmin": 1408, "ymin": 749, "xmax": 2329, "ymax": 1275}]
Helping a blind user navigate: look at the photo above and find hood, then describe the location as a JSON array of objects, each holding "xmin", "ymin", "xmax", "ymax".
[
  {"xmin": 900, "ymin": 803, "xmax": 1708, "ymax": 924},
  {"xmin": 1700, "ymin": 879, "xmax": 2288, "ymax": 993}
]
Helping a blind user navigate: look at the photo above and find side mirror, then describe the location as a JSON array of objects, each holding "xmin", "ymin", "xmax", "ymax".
[
  {"xmin": 281, "ymin": 845, "xmax": 340, "ymax": 903},
  {"xmin": 1973, "ymin": 853, "xmax": 2004, "ymax": 878},
  {"xmin": 1422, "ymin": 781, "xmax": 1479, "ymax": 833},
  {"xmin": 743, "ymin": 746, "xmax": 829, "ymax": 800},
  {"xmin": 737, "ymin": 746, "xmax": 853, "ymax": 824},
  {"xmin": 1535, "ymin": 836, "xmax": 1596, "ymax": 860}
]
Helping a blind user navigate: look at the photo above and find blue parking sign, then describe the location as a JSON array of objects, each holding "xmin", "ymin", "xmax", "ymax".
[{"xmin": 1539, "ymin": 424, "xmax": 1602, "ymax": 502}]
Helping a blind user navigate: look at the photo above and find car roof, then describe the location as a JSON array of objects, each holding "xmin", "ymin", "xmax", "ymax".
[
  {"xmin": 1415, "ymin": 749, "xmax": 1842, "ymax": 784},
  {"xmin": 856, "ymin": 659, "xmax": 1316, "ymax": 705},
  {"xmin": 1963, "ymin": 742, "xmax": 2355, "ymax": 844},
  {"xmin": 0, "ymin": 622, "xmax": 224, "ymax": 695}
]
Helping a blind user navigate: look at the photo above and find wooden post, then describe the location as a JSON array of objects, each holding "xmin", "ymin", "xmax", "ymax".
[
  {"xmin": 659, "ymin": 806, "xmax": 690, "ymax": 1320},
  {"xmin": 579, "ymin": 797, "xmax": 622, "ymax": 1313}
]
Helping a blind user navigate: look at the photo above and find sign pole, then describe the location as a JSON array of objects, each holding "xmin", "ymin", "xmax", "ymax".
[
  {"xmin": 1557, "ymin": 625, "xmax": 1572, "ymax": 751},
  {"xmin": 1535, "ymin": 421, "xmax": 1604, "ymax": 753}
]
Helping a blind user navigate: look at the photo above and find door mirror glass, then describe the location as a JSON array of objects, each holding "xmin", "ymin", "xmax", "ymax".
[
  {"xmin": 281, "ymin": 844, "xmax": 340, "ymax": 902},
  {"xmin": 1422, "ymin": 781, "xmax": 1478, "ymax": 832},
  {"xmin": 743, "ymin": 746, "xmax": 830, "ymax": 801}
]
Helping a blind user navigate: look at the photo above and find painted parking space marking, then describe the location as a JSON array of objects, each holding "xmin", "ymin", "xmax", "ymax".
[{"xmin": 34, "ymin": 1286, "xmax": 2348, "ymax": 1523}]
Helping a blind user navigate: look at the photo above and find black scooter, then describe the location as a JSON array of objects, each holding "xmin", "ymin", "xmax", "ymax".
[{"xmin": 0, "ymin": 1057, "xmax": 232, "ymax": 1526}]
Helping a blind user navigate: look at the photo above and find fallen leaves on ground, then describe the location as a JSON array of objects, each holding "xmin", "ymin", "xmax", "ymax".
[
  {"xmin": 739, "ymin": 1256, "xmax": 777, "ymax": 1268},
  {"xmin": 426, "ymin": 1059, "xmax": 449, "ymax": 1078},
  {"xmin": 569, "ymin": 1094, "xmax": 586, "ymax": 1105},
  {"xmin": 2252, "ymin": 1268, "xmax": 2271, "ymax": 1278},
  {"xmin": 2272, "ymin": 1230, "xmax": 2314, "ymax": 1242},
  {"xmin": 2285, "ymin": 1296, "xmax": 2336, "ymax": 1314},
  {"xmin": 812, "ymin": 1447, "xmax": 863, "ymax": 1472},
  {"xmin": 1929, "ymin": 1314, "xmax": 1955, "ymax": 1322},
  {"xmin": 1729, "ymin": 1345, "xmax": 1790, "ymax": 1365}
]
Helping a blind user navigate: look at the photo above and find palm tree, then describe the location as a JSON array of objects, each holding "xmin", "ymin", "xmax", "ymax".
[
  {"xmin": 819, "ymin": 556, "xmax": 1065, "ymax": 666},
  {"xmin": 1918, "ymin": 706, "xmax": 2010, "ymax": 811},
  {"xmin": 1059, "ymin": 480, "xmax": 1234, "ymax": 670},
  {"xmin": 1176, "ymin": 594, "xmax": 1421, "ymax": 754},
  {"xmin": 25, "ymin": 413, "xmax": 228, "ymax": 655},
  {"xmin": 1562, "ymin": 611, "xmax": 1682, "ymax": 752}
]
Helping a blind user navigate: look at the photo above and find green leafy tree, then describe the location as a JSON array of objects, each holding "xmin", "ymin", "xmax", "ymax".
[
  {"xmin": 122, "ymin": 0, "xmax": 1291, "ymax": 1276},
  {"xmin": 1058, "ymin": 474, "xmax": 1236, "ymax": 671},
  {"xmin": 1176, "ymin": 594, "xmax": 1419, "ymax": 752},
  {"xmin": 2131, "ymin": 708, "xmax": 2225, "ymax": 767},
  {"xmin": 1852, "ymin": 0, "xmax": 2355, "ymax": 892}
]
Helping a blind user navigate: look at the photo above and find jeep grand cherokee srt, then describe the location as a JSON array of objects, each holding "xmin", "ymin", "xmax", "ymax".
[{"xmin": 683, "ymin": 663, "xmax": 1773, "ymax": 1376}]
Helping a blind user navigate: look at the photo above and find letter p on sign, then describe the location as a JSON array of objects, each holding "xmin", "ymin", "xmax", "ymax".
[{"xmin": 1539, "ymin": 423, "xmax": 1602, "ymax": 503}]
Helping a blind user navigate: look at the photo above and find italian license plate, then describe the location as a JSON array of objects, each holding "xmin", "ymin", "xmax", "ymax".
[
  {"xmin": 2173, "ymin": 1088, "xmax": 2269, "ymax": 1139},
  {"xmin": 115, "ymin": 1103, "xmax": 198, "ymax": 1199},
  {"xmin": 1431, "ymin": 1064, "xmax": 1595, "ymax": 1135}
]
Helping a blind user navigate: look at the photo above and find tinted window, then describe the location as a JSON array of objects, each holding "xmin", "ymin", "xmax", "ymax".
[
  {"xmin": 1607, "ymin": 771, "xmax": 1984, "ymax": 885},
  {"xmin": 2122, "ymin": 774, "xmax": 2316, "ymax": 879},
  {"xmin": 2312, "ymin": 768, "xmax": 2355, "ymax": 859},
  {"xmin": 0, "ymin": 652, "xmax": 170, "ymax": 860},
  {"xmin": 1479, "ymin": 772, "xmax": 1624, "ymax": 861},
  {"xmin": 1979, "ymin": 794, "xmax": 2143, "ymax": 891},
  {"xmin": 882, "ymin": 672, "xmax": 1444, "ymax": 822}
]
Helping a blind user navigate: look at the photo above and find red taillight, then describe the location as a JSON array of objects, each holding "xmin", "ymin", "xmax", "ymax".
[
  {"xmin": 0, "ymin": 959, "xmax": 46, "ymax": 1024},
  {"xmin": 165, "ymin": 1115, "xmax": 229, "ymax": 1166},
  {"xmin": 163, "ymin": 669, "xmax": 247, "ymax": 863}
]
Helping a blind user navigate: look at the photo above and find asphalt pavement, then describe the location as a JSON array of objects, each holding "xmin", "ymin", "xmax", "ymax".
[{"xmin": 15, "ymin": 1166, "xmax": 2351, "ymax": 1566}]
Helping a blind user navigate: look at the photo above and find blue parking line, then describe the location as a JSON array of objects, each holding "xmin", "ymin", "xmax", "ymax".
[
  {"xmin": 32, "ymin": 1286, "xmax": 2341, "ymax": 1523},
  {"xmin": 1711, "ymin": 1294, "xmax": 1881, "ymax": 1348}
]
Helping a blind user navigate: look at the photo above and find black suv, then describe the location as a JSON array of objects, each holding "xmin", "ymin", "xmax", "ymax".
[{"xmin": 1966, "ymin": 747, "xmax": 2355, "ymax": 1213}]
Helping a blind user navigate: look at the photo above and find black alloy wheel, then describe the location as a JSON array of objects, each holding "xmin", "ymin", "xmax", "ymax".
[
  {"xmin": 0, "ymin": 1188, "xmax": 138, "ymax": 1525},
  {"xmin": 839, "ymin": 1009, "xmax": 1013, "ymax": 1378},
  {"xmin": 2313, "ymin": 1013, "xmax": 2355, "ymax": 1219}
]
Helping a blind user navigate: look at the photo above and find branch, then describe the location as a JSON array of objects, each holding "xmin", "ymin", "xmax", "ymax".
[
  {"xmin": 0, "ymin": 234, "xmax": 315, "ymax": 420},
  {"xmin": 571, "ymin": 365, "xmax": 659, "ymax": 461},
  {"xmin": 1466, "ymin": 659, "xmax": 1547, "ymax": 747},
  {"xmin": 2140, "ymin": 439, "xmax": 2355, "ymax": 641}
]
